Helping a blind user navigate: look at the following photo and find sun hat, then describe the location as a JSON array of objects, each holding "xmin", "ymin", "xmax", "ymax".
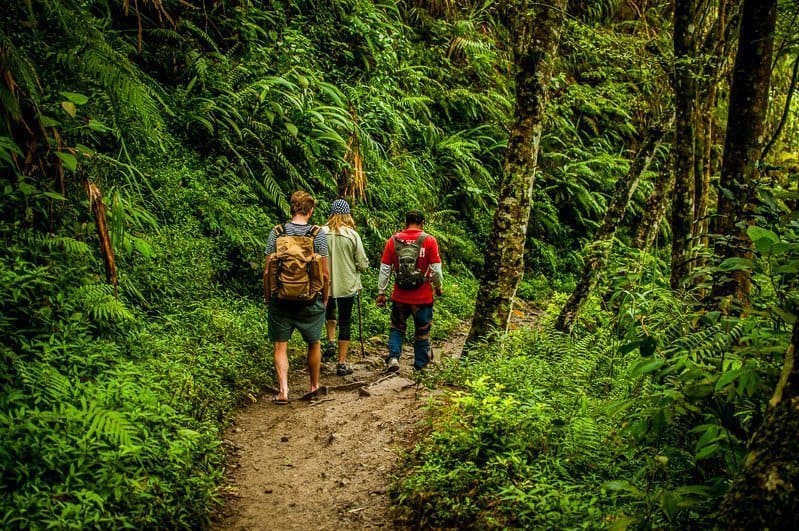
[{"xmin": 331, "ymin": 198, "xmax": 351, "ymax": 215}]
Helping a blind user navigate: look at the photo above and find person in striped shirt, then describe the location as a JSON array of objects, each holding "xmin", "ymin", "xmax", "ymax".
[{"xmin": 263, "ymin": 190, "xmax": 329, "ymax": 403}]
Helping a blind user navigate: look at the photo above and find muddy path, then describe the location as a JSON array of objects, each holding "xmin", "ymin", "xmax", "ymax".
[{"xmin": 210, "ymin": 323, "xmax": 469, "ymax": 531}]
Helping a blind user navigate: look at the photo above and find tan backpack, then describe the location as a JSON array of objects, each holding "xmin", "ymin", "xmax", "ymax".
[{"xmin": 267, "ymin": 224, "xmax": 324, "ymax": 302}]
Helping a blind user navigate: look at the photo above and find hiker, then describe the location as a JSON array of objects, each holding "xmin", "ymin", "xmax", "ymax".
[
  {"xmin": 375, "ymin": 209, "xmax": 443, "ymax": 372},
  {"xmin": 322, "ymin": 199, "xmax": 369, "ymax": 376},
  {"xmin": 263, "ymin": 190, "xmax": 329, "ymax": 403}
]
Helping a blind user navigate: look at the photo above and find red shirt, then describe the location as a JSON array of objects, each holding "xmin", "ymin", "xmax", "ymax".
[{"xmin": 380, "ymin": 228, "xmax": 441, "ymax": 305}]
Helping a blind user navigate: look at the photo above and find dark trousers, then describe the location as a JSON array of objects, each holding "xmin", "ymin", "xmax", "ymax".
[
  {"xmin": 325, "ymin": 295, "xmax": 355, "ymax": 341},
  {"xmin": 388, "ymin": 302, "xmax": 433, "ymax": 370}
]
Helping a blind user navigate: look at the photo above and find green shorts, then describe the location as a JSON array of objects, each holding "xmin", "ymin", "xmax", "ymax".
[{"xmin": 267, "ymin": 298, "xmax": 325, "ymax": 343}]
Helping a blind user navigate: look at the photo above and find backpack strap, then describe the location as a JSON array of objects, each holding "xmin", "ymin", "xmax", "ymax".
[
  {"xmin": 273, "ymin": 224, "xmax": 286, "ymax": 237},
  {"xmin": 306, "ymin": 225, "xmax": 321, "ymax": 238},
  {"xmin": 393, "ymin": 232, "xmax": 427, "ymax": 247}
]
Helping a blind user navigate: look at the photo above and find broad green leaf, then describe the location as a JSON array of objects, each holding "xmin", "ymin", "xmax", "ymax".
[
  {"xmin": 661, "ymin": 489, "xmax": 678, "ymax": 520},
  {"xmin": 75, "ymin": 144, "xmax": 95, "ymax": 155},
  {"xmin": 632, "ymin": 359, "xmax": 664, "ymax": 376},
  {"xmin": 60, "ymin": 91, "xmax": 89, "ymax": 105},
  {"xmin": 42, "ymin": 192, "xmax": 67, "ymax": 201},
  {"xmin": 770, "ymin": 242, "xmax": 790, "ymax": 255},
  {"xmin": 285, "ymin": 122, "xmax": 298, "ymax": 136},
  {"xmin": 88, "ymin": 119, "xmax": 111, "ymax": 132},
  {"xmin": 754, "ymin": 237, "xmax": 774, "ymax": 254},
  {"xmin": 695, "ymin": 443, "xmax": 721, "ymax": 461},
  {"xmin": 61, "ymin": 101, "xmax": 77, "ymax": 117},
  {"xmin": 718, "ymin": 257, "xmax": 753, "ymax": 272},
  {"xmin": 694, "ymin": 424, "xmax": 720, "ymax": 449},
  {"xmin": 715, "ymin": 368, "xmax": 742, "ymax": 391},
  {"xmin": 56, "ymin": 152, "xmax": 77, "ymax": 171},
  {"xmin": 609, "ymin": 515, "xmax": 635, "ymax": 531},
  {"xmin": 747, "ymin": 225, "xmax": 778, "ymax": 244},
  {"xmin": 39, "ymin": 114, "xmax": 61, "ymax": 127}
]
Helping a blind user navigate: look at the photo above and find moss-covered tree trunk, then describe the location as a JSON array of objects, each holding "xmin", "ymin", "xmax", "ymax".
[
  {"xmin": 670, "ymin": 0, "xmax": 698, "ymax": 290},
  {"xmin": 717, "ymin": 317, "xmax": 799, "ymax": 527},
  {"xmin": 692, "ymin": 0, "xmax": 738, "ymax": 280},
  {"xmin": 710, "ymin": 0, "xmax": 777, "ymax": 308},
  {"xmin": 465, "ymin": 0, "xmax": 567, "ymax": 346},
  {"xmin": 556, "ymin": 114, "xmax": 669, "ymax": 332},
  {"xmin": 634, "ymin": 163, "xmax": 674, "ymax": 251}
]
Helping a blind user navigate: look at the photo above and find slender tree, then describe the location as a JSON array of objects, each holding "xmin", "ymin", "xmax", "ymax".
[
  {"xmin": 556, "ymin": 112, "xmax": 671, "ymax": 332},
  {"xmin": 717, "ymin": 316, "xmax": 799, "ymax": 527},
  {"xmin": 692, "ymin": 0, "xmax": 739, "ymax": 262},
  {"xmin": 633, "ymin": 163, "xmax": 674, "ymax": 252},
  {"xmin": 669, "ymin": 0, "xmax": 699, "ymax": 290},
  {"xmin": 710, "ymin": 0, "xmax": 778, "ymax": 306},
  {"xmin": 465, "ymin": 0, "xmax": 568, "ymax": 346}
]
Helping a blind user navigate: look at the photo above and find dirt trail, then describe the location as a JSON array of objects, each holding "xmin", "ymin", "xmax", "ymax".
[{"xmin": 211, "ymin": 324, "xmax": 469, "ymax": 531}]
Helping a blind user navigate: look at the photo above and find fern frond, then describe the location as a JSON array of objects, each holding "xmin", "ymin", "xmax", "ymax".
[
  {"xmin": 72, "ymin": 283, "xmax": 134, "ymax": 322},
  {"xmin": 12, "ymin": 359, "xmax": 72, "ymax": 402},
  {"xmin": 78, "ymin": 400, "xmax": 138, "ymax": 447}
]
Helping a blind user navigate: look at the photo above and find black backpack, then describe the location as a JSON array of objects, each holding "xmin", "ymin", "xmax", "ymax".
[{"xmin": 393, "ymin": 233, "xmax": 427, "ymax": 289}]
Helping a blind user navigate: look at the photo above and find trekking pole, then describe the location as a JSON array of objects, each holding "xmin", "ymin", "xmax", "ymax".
[{"xmin": 357, "ymin": 290, "xmax": 366, "ymax": 358}]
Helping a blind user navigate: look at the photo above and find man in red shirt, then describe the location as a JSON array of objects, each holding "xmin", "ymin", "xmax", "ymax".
[{"xmin": 375, "ymin": 210, "xmax": 444, "ymax": 372}]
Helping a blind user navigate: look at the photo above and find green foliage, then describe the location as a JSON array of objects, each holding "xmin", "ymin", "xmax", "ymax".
[
  {"xmin": 3, "ymin": 0, "xmax": 796, "ymax": 529},
  {"xmin": 1, "ymin": 0, "xmax": 512, "ymax": 526},
  {"xmin": 394, "ymin": 321, "xmax": 628, "ymax": 529}
]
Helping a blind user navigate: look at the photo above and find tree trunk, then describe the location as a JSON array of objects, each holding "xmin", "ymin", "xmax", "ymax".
[
  {"xmin": 717, "ymin": 318, "xmax": 799, "ymax": 527},
  {"xmin": 556, "ymin": 114, "xmax": 669, "ymax": 332},
  {"xmin": 634, "ymin": 162, "xmax": 674, "ymax": 252},
  {"xmin": 710, "ymin": 0, "xmax": 777, "ymax": 307},
  {"xmin": 465, "ymin": 0, "xmax": 567, "ymax": 346},
  {"xmin": 693, "ymin": 0, "xmax": 738, "ymax": 279},
  {"xmin": 670, "ymin": 0, "xmax": 698, "ymax": 290}
]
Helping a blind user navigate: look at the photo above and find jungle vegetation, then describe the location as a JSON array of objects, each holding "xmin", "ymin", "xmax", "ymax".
[{"xmin": 1, "ymin": 0, "xmax": 798, "ymax": 528}]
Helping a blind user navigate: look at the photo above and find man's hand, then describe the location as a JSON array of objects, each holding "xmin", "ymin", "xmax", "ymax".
[
  {"xmin": 376, "ymin": 293, "xmax": 387, "ymax": 308},
  {"xmin": 435, "ymin": 286, "xmax": 444, "ymax": 298}
]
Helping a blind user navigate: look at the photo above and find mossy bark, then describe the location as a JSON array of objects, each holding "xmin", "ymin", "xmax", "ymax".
[
  {"xmin": 670, "ymin": 0, "xmax": 698, "ymax": 290},
  {"xmin": 710, "ymin": 0, "xmax": 777, "ymax": 308},
  {"xmin": 556, "ymin": 114, "xmax": 669, "ymax": 332},
  {"xmin": 717, "ymin": 318, "xmax": 799, "ymax": 528},
  {"xmin": 465, "ymin": 0, "xmax": 567, "ymax": 347}
]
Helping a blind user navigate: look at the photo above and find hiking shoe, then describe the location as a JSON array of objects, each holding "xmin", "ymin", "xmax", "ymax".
[
  {"xmin": 336, "ymin": 363, "xmax": 354, "ymax": 376},
  {"xmin": 322, "ymin": 341, "xmax": 336, "ymax": 361},
  {"xmin": 385, "ymin": 357, "xmax": 400, "ymax": 373}
]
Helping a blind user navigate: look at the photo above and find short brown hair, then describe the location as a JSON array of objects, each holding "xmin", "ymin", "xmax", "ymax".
[{"xmin": 290, "ymin": 190, "xmax": 316, "ymax": 216}]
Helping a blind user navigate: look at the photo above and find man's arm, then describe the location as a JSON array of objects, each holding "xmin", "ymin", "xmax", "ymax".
[
  {"xmin": 427, "ymin": 237, "xmax": 443, "ymax": 296},
  {"xmin": 376, "ymin": 238, "xmax": 394, "ymax": 307}
]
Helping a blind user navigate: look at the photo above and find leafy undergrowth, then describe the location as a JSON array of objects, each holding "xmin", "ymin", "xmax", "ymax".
[
  {"xmin": 0, "ymin": 221, "xmax": 272, "ymax": 529},
  {"xmin": 391, "ymin": 285, "xmax": 790, "ymax": 530},
  {"xmin": 392, "ymin": 309, "xmax": 630, "ymax": 530}
]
